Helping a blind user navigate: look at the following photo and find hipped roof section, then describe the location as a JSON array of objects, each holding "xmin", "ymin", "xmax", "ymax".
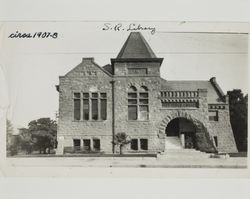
[{"xmin": 116, "ymin": 32, "xmax": 157, "ymax": 59}]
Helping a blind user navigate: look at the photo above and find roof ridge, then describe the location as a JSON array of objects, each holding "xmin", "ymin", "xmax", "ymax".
[
  {"xmin": 137, "ymin": 32, "xmax": 156, "ymax": 58},
  {"xmin": 116, "ymin": 33, "xmax": 132, "ymax": 58}
]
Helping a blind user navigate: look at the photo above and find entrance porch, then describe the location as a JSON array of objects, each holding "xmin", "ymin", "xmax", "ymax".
[{"xmin": 165, "ymin": 118, "xmax": 197, "ymax": 151}]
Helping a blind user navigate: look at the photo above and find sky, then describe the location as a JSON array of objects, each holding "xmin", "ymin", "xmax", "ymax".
[{"xmin": 0, "ymin": 22, "xmax": 248, "ymax": 127}]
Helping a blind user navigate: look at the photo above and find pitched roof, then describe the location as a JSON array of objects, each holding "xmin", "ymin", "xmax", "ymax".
[
  {"xmin": 160, "ymin": 78, "xmax": 225, "ymax": 104},
  {"xmin": 102, "ymin": 64, "xmax": 113, "ymax": 75},
  {"xmin": 117, "ymin": 32, "xmax": 157, "ymax": 59},
  {"xmin": 64, "ymin": 58, "xmax": 112, "ymax": 78}
]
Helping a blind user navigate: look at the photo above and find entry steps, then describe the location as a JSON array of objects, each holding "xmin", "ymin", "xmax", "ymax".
[
  {"xmin": 165, "ymin": 137, "xmax": 183, "ymax": 150},
  {"xmin": 163, "ymin": 137, "xmax": 210, "ymax": 158}
]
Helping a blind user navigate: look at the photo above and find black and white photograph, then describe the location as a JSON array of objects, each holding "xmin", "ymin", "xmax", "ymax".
[
  {"xmin": 0, "ymin": 1, "xmax": 250, "ymax": 199},
  {"xmin": 0, "ymin": 21, "xmax": 248, "ymax": 172}
]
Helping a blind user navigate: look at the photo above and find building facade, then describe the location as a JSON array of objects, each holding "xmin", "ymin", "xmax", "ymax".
[{"xmin": 56, "ymin": 32, "xmax": 237, "ymax": 155}]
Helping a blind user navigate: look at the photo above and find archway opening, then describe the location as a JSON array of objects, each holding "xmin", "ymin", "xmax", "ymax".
[{"xmin": 165, "ymin": 118, "xmax": 197, "ymax": 149}]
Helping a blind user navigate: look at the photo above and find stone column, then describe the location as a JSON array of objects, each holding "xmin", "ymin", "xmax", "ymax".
[
  {"xmin": 180, "ymin": 134, "xmax": 185, "ymax": 148},
  {"xmin": 197, "ymin": 89, "xmax": 208, "ymax": 116},
  {"xmin": 90, "ymin": 139, "xmax": 93, "ymax": 151}
]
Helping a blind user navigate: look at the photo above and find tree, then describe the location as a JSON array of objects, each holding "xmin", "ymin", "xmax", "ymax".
[
  {"xmin": 6, "ymin": 119, "xmax": 18, "ymax": 156},
  {"xmin": 6, "ymin": 119, "xmax": 13, "ymax": 149},
  {"xmin": 19, "ymin": 128, "xmax": 34, "ymax": 154},
  {"xmin": 112, "ymin": 132, "xmax": 131, "ymax": 155},
  {"xmin": 227, "ymin": 89, "xmax": 248, "ymax": 152},
  {"xmin": 28, "ymin": 118, "xmax": 57, "ymax": 154}
]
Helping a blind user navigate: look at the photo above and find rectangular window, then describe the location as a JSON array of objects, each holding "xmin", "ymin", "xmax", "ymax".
[
  {"xmin": 100, "ymin": 93, "xmax": 107, "ymax": 98},
  {"xmin": 131, "ymin": 139, "xmax": 138, "ymax": 150},
  {"xmin": 74, "ymin": 93, "xmax": 80, "ymax": 98},
  {"xmin": 138, "ymin": 92, "xmax": 149, "ymax": 121},
  {"xmin": 128, "ymin": 89, "xmax": 149, "ymax": 121},
  {"xmin": 83, "ymin": 93, "xmax": 89, "ymax": 98},
  {"xmin": 100, "ymin": 93, "xmax": 107, "ymax": 120},
  {"xmin": 139, "ymin": 99, "xmax": 148, "ymax": 104},
  {"xmin": 139, "ymin": 106, "xmax": 149, "ymax": 120},
  {"xmin": 128, "ymin": 105, "xmax": 137, "ymax": 120},
  {"xmin": 92, "ymin": 93, "xmax": 98, "ymax": 98},
  {"xmin": 128, "ymin": 99, "xmax": 137, "ymax": 104},
  {"xmin": 92, "ymin": 99, "xmax": 98, "ymax": 120},
  {"xmin": 100, "ymin": 99, "xmax": 107, "ymax": 120},
  {"xmin": 214, "ymin": 136, "xmax": 218, "ymax": 147},
  {"xmin": 139, "ymin": 93, "xmax": 148, "ymax": 98},
  {"xmin": 74, "ymin": 98, "xmax": 81, "ymax": 120},
  {"xmin": 209, "ymin": 111, "xmax": 218, "ymax": 121},
  {"xmin": 140, "ymin": 139, "xmax": 148, "ymax": 150},
  {"xmin": 83, "ymin": 139, "xmax": 91, "ymax": 151},
  {"xmin": 93, "ymin": 139, "xmax": 101, "ymax": 151},
  {"xmin": 83, "ymin": 99, "xmax": 89, "ymax": 120},
  {"xmin": 128, "ymin": 93, "xmax": 137, "ymax": 98},
  {"xmin": 74, "ymin": 92, "xmax": 107, "ymax": 121},
  {"xmin": 73, "ymin": 139, "xmax": 81, "ymax": 151}
]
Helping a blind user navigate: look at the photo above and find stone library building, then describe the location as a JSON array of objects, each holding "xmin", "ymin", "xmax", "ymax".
[{"xmin": 56, "ymin": 32, "xmax": 237, "ymax": 155}]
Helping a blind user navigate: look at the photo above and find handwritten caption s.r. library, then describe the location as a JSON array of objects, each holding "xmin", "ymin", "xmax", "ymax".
[
  {"xmin": 8, "ymin": 31, "xmax": 58, "ymax": 39},
  {"xmin": 102, "ymin": 23, "xmax": 156, "ymax": 35}
]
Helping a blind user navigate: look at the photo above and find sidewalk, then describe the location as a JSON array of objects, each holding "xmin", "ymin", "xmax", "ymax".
[{"xmin": 6, "ymin": 156, "xmax": 247, "ymax": 168}]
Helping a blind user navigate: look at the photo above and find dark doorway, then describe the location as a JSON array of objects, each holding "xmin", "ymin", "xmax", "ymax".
[
  {"xmin": 165, "ymin": 118, "xmax": 180, "ymax": 136},
  {"xmin": 165, "ymin": 117, "xmax": 196, "ymax": 149}
]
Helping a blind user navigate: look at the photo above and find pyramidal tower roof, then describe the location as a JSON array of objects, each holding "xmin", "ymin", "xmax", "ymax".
[{"xmin": 116, "ymin": 32, "xmax": 157, "ymax": 59}]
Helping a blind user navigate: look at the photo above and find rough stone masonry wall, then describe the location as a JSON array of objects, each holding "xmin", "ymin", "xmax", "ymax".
[
  {"xmin": 57, "ymin": 58, "xmax": 113, "ymax": 154},
  {"xmin": 113, "ymin": 62, "xmax": 162, "ymax": 153},
  {"xmin": 208, "ymin": 106, "xmax": 238, "ymax": 153}
]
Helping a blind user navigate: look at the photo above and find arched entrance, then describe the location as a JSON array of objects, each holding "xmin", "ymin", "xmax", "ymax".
[
  {"xmin": 165, "ymin": 117, "xmax": 197, "ymax": 150},
  {"xmin": 159, "ymin": 111, "xmax": 217, "ymax": 153}
]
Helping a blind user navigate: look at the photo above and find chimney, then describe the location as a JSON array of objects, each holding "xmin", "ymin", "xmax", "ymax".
[{"xmin": 82, "ymin": 57, "xmax": 94, "ymax": 62}]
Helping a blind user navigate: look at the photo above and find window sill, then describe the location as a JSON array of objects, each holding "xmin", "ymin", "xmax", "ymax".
[
  {"xmin": 160, "ymin": 107, "xmax": 197, "ymax": 110},
  {"xmin": 73, "ymin": 120, "xmax": 107, "ymax": 122},
  {"xmin": 129, "ymin": 150, "xmax": 149, "ymax": 152},
  {"xmin": 127, "ymin": 120, "xmax": 150, "ymax": 122}
]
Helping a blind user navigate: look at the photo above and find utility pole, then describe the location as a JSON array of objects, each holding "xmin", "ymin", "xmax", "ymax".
[{"xmin": 110, "ymin": 80, "xmax": 115, "ymax": 153}]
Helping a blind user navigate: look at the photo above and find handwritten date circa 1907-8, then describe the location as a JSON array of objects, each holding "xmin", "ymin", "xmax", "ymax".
[
  {"xmin": 8, "ymin": 31, "xmax": 58, "ymax": 39},
  {"xmin": 102, "ymin": 23, "xmax": 156, "ymax": 35}
]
